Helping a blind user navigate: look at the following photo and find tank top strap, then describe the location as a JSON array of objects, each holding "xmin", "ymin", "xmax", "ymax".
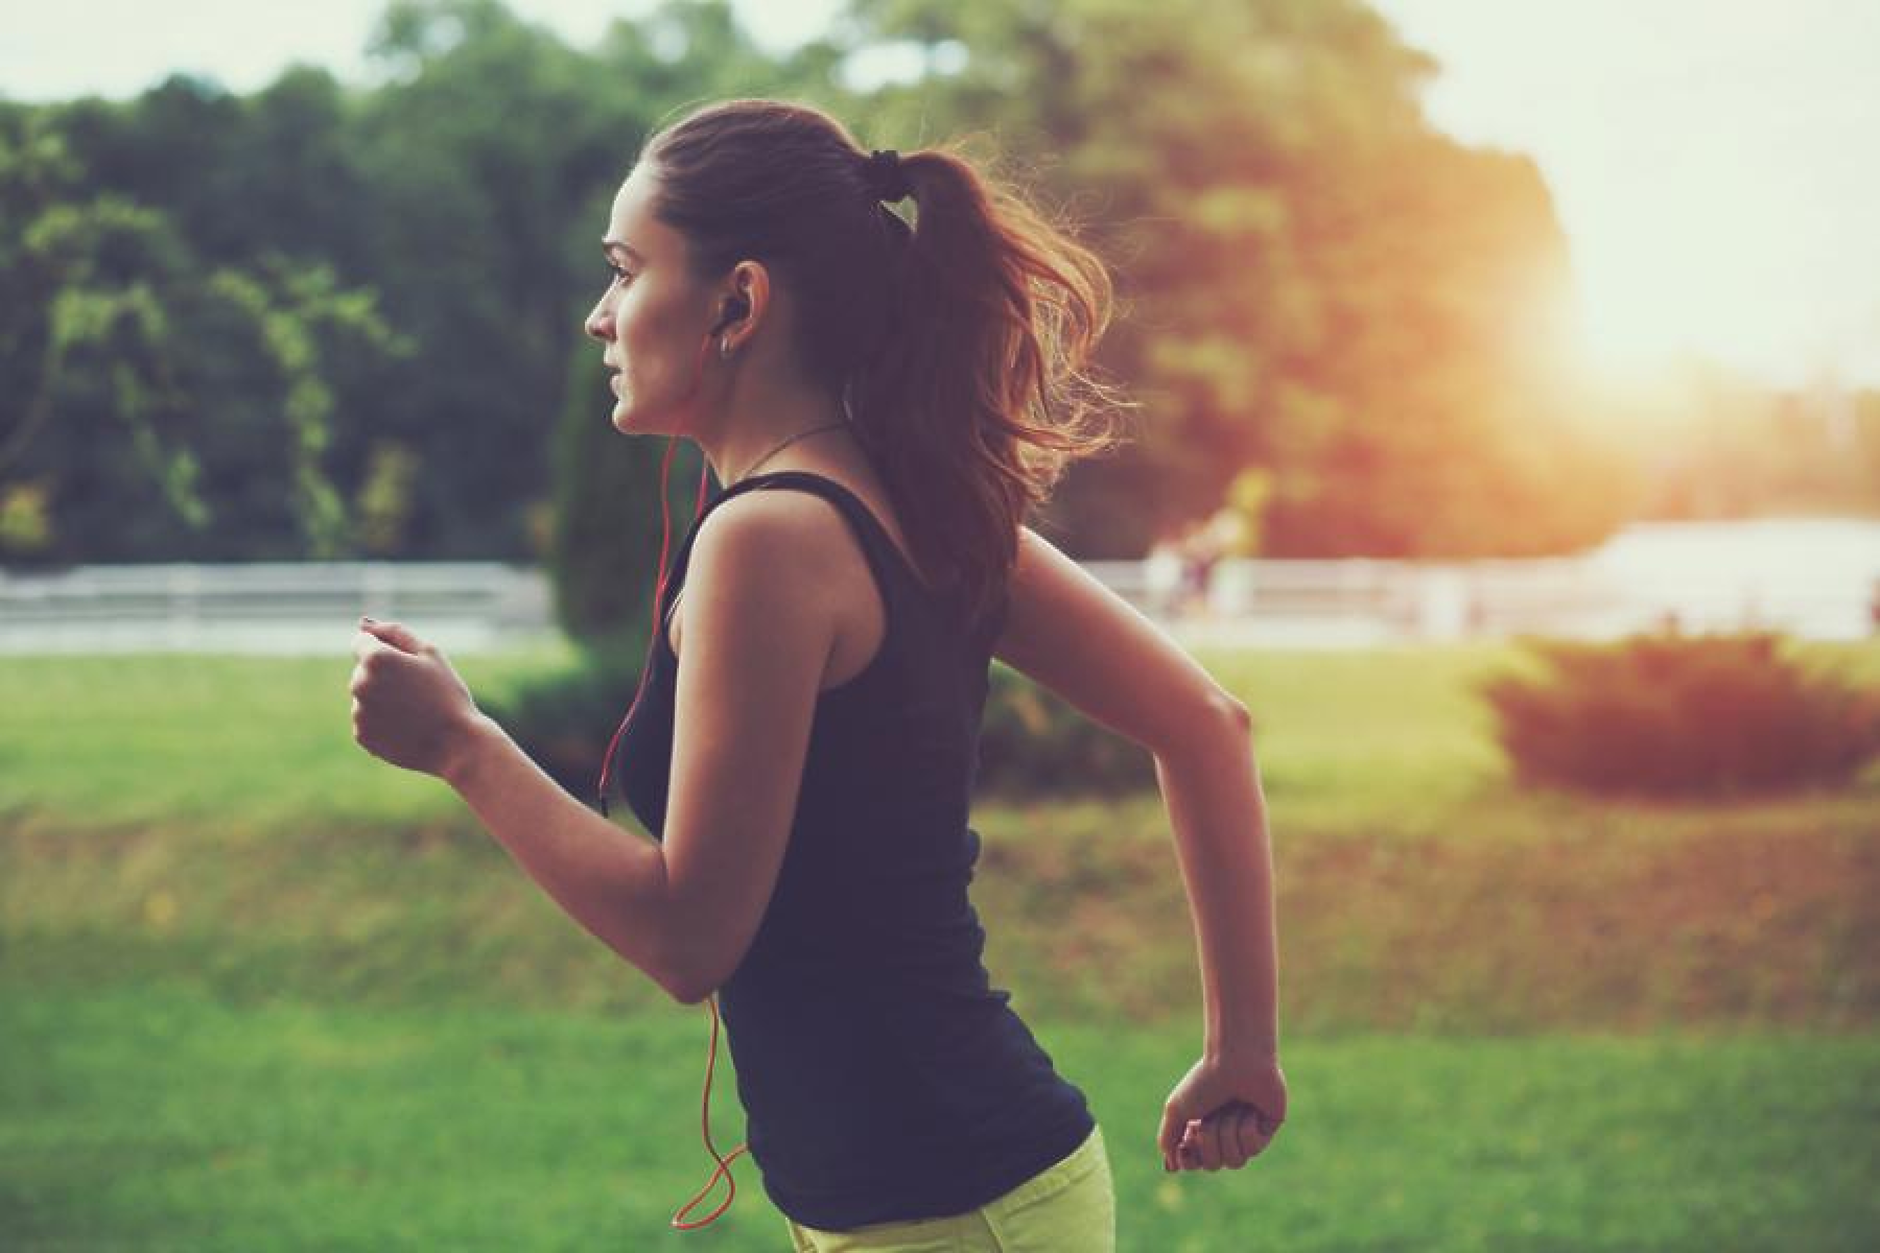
[
  {"xmin": 657, "ymin": 472, "xmax": 787, "ymax": 623},
  {"xmin": 737, "ymin": 471, "xmax": 988, "ymax": 645},
  {"xmin": 735, "ymin": 470, "xmax": 907, "ymax": 577},
  {"xmin": 658, "ymin": 469, "xmax": 919, "ymax": 635},
  {"xmin": 675, "ymin": 470, "xmax": 893, "ymax": 567}
]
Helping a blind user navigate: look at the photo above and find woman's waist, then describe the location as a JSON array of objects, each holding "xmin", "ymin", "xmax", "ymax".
[
  {"xmin": 739, "ymin": 1038, "xmax": 1096, "ymax": 1232},
  {"xmin": 719, "ymin": 977, "xmax": 1073, "ymax": 1121}
]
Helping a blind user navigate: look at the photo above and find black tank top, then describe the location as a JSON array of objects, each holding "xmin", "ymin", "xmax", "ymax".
[{"xmin": 606, "ymin": 469, "xmax": 1096, "ymax": 1230}]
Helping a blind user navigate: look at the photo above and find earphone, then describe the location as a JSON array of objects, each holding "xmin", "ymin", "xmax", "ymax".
[
  {"xmin": 590, "ymin": 304, "xmax": 752, "ymax": 1231},
  {"xmin": 710, "ymin": 295, "xmax": 750, "ymax": 357},
  {"xmin": 712, "ymin": 294, "xmax": 750, "ymax": 334}
]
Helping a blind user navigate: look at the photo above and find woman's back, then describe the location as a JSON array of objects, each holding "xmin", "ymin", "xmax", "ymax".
[{"xmin": 609, "ymin": 469, "xmax": 1096, "ymax": 1230}]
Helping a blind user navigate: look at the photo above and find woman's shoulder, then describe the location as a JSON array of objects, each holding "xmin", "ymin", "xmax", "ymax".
[
  {"xmin": 697, "ymin": 480, "xmax": 867, "ymax": 578},
  {"xmin": 735, "ymin": 467, "xmax": 931, "ymax": 586},
  {"xmin": 677, "ymin": 489, "xmax": 859, "ymax": 621},
  {"xmin": 665, "ymin": 482, "xmax": 864, "ymax": 663},
  {"xmin": 665, "ymin": 490, "xmax": 848, "ymax": 667}
]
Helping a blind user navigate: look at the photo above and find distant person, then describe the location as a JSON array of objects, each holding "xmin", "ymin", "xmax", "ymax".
[
  {"xmin": 1465, "ymin": 588, "xmax": 1489, "ymax": 636},
  {"xmin": 1180, "ymin": 513, "xmax": 1231, "ymax": 621},
  {"xmin": 1193, "ymin": 538, "xmax": 1223, "ymax": 620},
  {"xmin": 346, "ymin": 98, "xmax": 1284, "ymax": 1250},
  {"xmin": 1145, "ymin": 530, "xmax": 1185, "ymax": 620}
]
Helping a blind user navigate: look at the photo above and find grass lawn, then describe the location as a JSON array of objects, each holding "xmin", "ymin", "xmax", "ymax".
[
  {"xmin": 3, "ymin": 639, "xmax": 1877, "ymax": 1250},
  {"xmin": 7, "ymin": 981, "xmax": 1875, "ymax": 1252}
]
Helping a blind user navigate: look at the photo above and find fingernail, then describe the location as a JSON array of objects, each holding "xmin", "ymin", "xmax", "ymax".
[{"xmin": 361, "ymin": 616, "xmax": 376, "ymax": 624}]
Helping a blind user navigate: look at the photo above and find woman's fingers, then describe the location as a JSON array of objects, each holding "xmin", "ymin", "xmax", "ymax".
[
  {"xmin": 1181, "ymin": 1117, "xmax": 1226, "ymax": 1171},
  {"xmin": 1175, "ymin": 1105, "xmax": 1281, "ymax": 1172},
  {"xmin": 1173, "ymin": 1113, "xmax": 1203, "ymax": 1166},
  {"xmin": 1240, "ymin": 1105, "xmax": 1276, "ymax": 1165},
  {"xmin": 1224, "ymin": 1109, "xmax": 1251, "ymax": 1168},
  {"xmin": 359, "ymin": 616, "xmax": 429, "ymax": 656},
  {"xmin": 1206, "ymin": 1117, "xmax": 1229, "ymax": 1171},
  {"xmin": 1158, "ymin": 1104, "xmax": 1186, "ymax": 1172}
]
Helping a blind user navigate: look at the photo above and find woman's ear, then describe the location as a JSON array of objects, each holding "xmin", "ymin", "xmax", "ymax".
[{"xmin": 714, "ymin": 260, "xmax": 771, "ymax": 351}]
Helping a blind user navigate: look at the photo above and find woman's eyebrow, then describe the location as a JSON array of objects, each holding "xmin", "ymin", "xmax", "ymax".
[{"xmin": 602, "ymin": 239, "xmax": 644, "ymax": 264}]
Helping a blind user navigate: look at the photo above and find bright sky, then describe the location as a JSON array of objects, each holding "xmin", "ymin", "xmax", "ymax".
[
  {"xmin": 5, "ymin": 0, "xmax": 1876, "ymax": 389},
  {"xmin": 1367, "ymin": 0, "xmax": 1880, "ymax": 390}
]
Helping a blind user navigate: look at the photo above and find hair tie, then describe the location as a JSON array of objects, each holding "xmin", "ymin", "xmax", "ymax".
[{"xmin": 861, "ymin": 149, "xmax": 913, "ymax": 203}]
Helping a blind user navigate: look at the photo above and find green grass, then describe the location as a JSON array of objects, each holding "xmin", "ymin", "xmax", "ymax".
[
  {"xmin": 1190, "ymin": 637, "xmax": 1880, "ymax": 833},
  {"xmin": 4, "ymin": 640, "xmax": 1878, "ymax": 1250},
  {"xmin": 4, "ymin": 638, "xmax": 1873, "ymax": 834},
  {"xmin": 6, "ymin": 982, "xmax": 1877, "ymax": 1253},
  {"xmin": 0, "ymin": 639, "xmax": 583, "ymax": 832}
]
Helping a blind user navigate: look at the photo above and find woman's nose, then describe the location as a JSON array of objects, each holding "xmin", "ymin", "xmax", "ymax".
[{"xmin": 585, "ymin": 305, "xmax": 612, "ymax": 342}]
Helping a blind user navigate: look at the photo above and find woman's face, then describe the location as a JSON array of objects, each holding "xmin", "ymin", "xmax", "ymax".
[{"xmin": 584, "ymin": 162, "xmax": 719, "ymax": 436}]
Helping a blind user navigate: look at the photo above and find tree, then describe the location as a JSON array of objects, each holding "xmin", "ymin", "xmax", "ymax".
[
  {"xmin": 0, "ymin": 106, "xmax": 407, "ymax": 563},
  {"xmin": 544, "ymin": 0, "xmax": 846, "ymax": 646},
  {"xmin": 840, "ymin": 0, "xmax": 1639, "ymax": 557}
]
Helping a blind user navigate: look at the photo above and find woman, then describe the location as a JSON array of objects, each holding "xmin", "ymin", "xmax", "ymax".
[{"xmin": 349, "ymin": 98, "xmax": 1286, "ymax": 1251}]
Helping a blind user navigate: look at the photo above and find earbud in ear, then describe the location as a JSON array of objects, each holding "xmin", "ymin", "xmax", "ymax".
[{"xmin": 709, "ymin": 296, "xmax": 750, "ymax": 339}]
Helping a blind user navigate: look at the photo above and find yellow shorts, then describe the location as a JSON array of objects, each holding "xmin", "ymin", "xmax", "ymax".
[{"xmin": 783, "ymin": 1123, "xmax": 1115, "ymax": 1252}]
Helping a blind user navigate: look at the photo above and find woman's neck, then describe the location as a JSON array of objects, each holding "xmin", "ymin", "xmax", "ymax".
[{"xmin": 700, "ymin": 370, "xmax": 855, "ymax": 486}]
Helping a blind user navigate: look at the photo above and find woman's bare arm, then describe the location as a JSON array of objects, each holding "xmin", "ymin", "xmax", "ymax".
[
  {"xmin": 1153, "ymin": 714, "xmax": 1279, "ymax": 1059},
  {"xmin": 993, "ymin": 526, "xmax": 1279, "ymax": 1058}
]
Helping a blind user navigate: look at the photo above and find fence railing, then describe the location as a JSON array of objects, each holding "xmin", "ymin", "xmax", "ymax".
[
  {"xmin": 1, "ymin": 554, "xmax": 1871, "ymax": 654},
  {"xmin": 1092, "ymin": 553, "xmax": 1871, "ymax": 645},
  {"xmin": 0, "ymin": 562, "xmax": 550, "ymax": 655}
]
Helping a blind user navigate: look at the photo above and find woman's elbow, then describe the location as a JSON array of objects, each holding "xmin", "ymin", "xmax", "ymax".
[
  {"xmin": 1158, "ymin": 690, "xmax": 1253, "ymax": 759},
  {"xmin": 1216, "ymin": 692, "xmax": 1253, "ymax": 733},
  {"xmin": 660, "ymin": 961, "xmax": 711, "ymax": 1007}
]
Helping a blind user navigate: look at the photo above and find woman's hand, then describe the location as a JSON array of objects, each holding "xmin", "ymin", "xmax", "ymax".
[
  {"xmin": 1159, "ymin": 1049, "xmax": 1288, "ymax": 1173},
  {"xmin": 349, "ymin": 617, "xmax": 485, "ymax": 778}
]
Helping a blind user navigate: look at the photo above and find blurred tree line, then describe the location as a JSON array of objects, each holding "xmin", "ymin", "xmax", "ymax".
[
  {"xmin": 2, "ymin": 0, "xmax": 795, "ymax": 577},
  {"xmin": 6, "ymin": 0, "xmax": 1862, "ymax": 639}
]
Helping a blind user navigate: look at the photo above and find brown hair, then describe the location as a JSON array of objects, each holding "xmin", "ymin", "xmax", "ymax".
[{"xmin": 642, "ymin": 98, "xmax": 1132, "ymax": 633}]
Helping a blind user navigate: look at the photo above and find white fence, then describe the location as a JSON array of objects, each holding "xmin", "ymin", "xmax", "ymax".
[
  {"xmin": 2, "ymin": 543, "xmax": 1872, "ymax": 655},
  {"xmin": 0, "ymin": 562, "xmax": 551, "ymax": 655},
  {"xmin": 1094, "ymin": 554, "xmax": 1870, "ymax": 646}
]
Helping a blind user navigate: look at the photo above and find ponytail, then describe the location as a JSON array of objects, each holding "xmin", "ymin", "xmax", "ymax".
[{"xmin": 646, "ymin": 101, "xmax": 1134, "ymax": 632}]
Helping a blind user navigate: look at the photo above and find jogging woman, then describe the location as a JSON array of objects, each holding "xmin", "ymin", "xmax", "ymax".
[{"xmin": 349, "ymin": 97, "xmax": 1285, "ymax": 1251}]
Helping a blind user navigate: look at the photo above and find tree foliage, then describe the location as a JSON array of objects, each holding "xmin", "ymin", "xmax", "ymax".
[
  {"xmin": 3, "ymin": 0, "xmax": 1859, "ymax": 611},
  {"xmin": 0, "ymin": 101, "xmax": 407, "ymax": 560},
  {"xmin": 838, "ymin": 0, "xmax": 1641, "ymax": 556}
]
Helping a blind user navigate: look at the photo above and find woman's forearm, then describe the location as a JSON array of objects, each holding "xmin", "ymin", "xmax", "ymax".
[
  {"xmin": 440, "ymin": 712, "xmax": 690, "ymax": 1001},
  {"xmin": 1154, "ymin": 708, "xmax": 1280, "ymax": 1059}
]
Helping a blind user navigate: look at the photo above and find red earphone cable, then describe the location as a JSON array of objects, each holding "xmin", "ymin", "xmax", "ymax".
[
  {"xmin": 595, "ymin": 332, "xmax": 720, "ymax": 812},
  {"xmin": 588, "ymin": 333, "xmax": 750, "ymax": 1231},
  {"xmin": 668, "ymin": 991, "xmax": 750, "ymax": 1229}
]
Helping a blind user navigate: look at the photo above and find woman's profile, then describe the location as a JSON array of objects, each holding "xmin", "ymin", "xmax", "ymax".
[{"xmin": 348, "ymin": 97, "xmax": 1285, "ymax": 1251}]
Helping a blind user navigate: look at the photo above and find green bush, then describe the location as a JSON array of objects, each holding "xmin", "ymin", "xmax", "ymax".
[
  {"xmin": 546, "ymin": 347, "xmax": 717, "ymax": 645},
  {"xmin": 479, "ymin": 629, "xmax": 649, "ymax": 804},
  {"xmin": 1478, "ymin": 628, "xmax": 1880, "ymax": 798},
  {"xmin": 976, "ymin": 662, "xmax": 1158, "ymax": 797}
]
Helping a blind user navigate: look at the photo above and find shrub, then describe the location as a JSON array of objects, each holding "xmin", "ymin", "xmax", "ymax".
[
  {"xmin": 546, "ymin": 349, "xmax": 715, "ymax": 644},
  {"xmin": 975, "ymin": 662, "xmax": 1159, "ymax": 797},
  {"xmin": 1478, "ymin": 628, "xmax": 1880, "ymax": 798},
  {"xmin": 479, "ymin": 630, "xmax": 648, "ymax": 804}
]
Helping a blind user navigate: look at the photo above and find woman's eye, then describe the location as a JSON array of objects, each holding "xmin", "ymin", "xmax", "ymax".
[{"xmin": 608, "ymin": 263, "xmax": 635, "ymax": 287}]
